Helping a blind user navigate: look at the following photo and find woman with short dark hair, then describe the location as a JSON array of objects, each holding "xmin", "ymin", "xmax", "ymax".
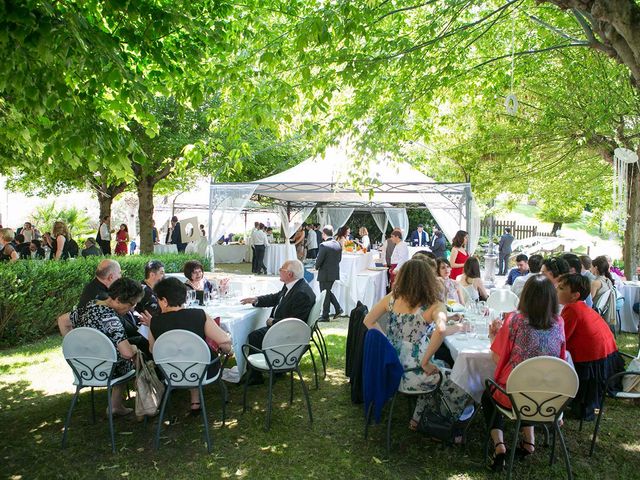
[
  {"xmin": 457, "ymin": 257, "xmax": 488, "ymax": 303},
  {"xmin": 540, "ymin": 257, "xmax": 570, "ymax": 286},
  {"xmin": 483, "ymin": 275, "xmax": 566, "ymax": 470},
  {"xmin": 67, "ymin": 278, "xmax": 144, "ymax": 415},
  {"xmin": 149, "ymin": 277, "xmax": 232, "ymax": 414},
  {"xmin": 183, "ymin": 260, "xmax": 214, "ymax": 295},
  {"xmin": 557, "ymin": 274, "xmax": 621, "ymax": 420}
]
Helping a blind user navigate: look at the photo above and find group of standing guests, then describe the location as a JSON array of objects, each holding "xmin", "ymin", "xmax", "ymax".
[
  {"xmin": 0, "ymin": 221, "xmax": 82, "ymax": 261},
  {"xmin": 57, "ymin": 257, "xmax": 233, "ymax": 415}
]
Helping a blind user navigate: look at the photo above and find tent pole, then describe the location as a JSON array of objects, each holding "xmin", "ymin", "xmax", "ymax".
[
  {"xmin": 465, "ymin": 185, "xmax": 472, "ymax": 250},
  {"xmin": 208, "ymin": 176, "xmax": 214, "ymax": 245}
]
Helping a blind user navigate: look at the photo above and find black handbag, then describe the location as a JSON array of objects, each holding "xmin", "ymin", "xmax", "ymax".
[{"xmin": 417, "ymin": 388, "xmax": 457, "ymax": 442}]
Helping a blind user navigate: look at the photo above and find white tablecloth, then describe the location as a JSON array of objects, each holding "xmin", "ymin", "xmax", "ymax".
[
  {"xmin": 339, "ymin": 252, "xmax": 375, "ymax": 304},
  {"xmin": 212, "ymin": 244, "xmax": 248, "ymax": 263},
  {"xmin": 264, "ymin": 244, "xmax": 297, "ymax": 274},
  {"xmin": 445, "ymin": 333, "xmax": 494, "ymax": 403},
  {"xmin": 154, "ymin": 244, "xmax": 178, "ymax": 254},
  {"xmin": 309, "ymin": 268, "xmax": 387, "ymax": 314},
  {"xmin": 197, "ymin": 303, "xmax": 270, "ymax": 381},
  {"xmin": 620, "ymin": 281, "xmax": 640, "ymax": 332}
]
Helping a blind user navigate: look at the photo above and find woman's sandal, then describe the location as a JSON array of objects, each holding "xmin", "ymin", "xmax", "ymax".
[
  {"xmin": 489, "ymin": 442, "xmax": 507, "ymax": 472},
  {"xmin": 189, "ymin": 402, "xmax": 201, "ymax": 416},
  {"xmin": 516, "ymin": 440, "xmax": 535, "ymax": 459}
]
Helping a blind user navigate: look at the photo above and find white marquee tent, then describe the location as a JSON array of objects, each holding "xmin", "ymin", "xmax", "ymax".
[{"xmin": 194, "ymin": 146, "xmax": 481, "ymax": 254}]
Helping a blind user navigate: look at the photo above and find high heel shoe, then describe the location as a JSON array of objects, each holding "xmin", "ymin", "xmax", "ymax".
[
  {"xmin": 516, "ymin": 440, "xmax": 535, "ymax": 459},
  {"xmin": 489, "ymin": 442, "xmax": 507, "ymax": 472}
]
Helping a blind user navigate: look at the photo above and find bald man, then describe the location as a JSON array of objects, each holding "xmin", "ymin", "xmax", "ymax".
[{"xmin": 77, "ymin": 259, "xmax": 122, "ymax": 308}]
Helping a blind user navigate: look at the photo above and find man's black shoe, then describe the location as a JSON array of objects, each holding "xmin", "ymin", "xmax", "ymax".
[
  {"xmin": 318, "ymin": 316, "xmax": 330, "ymax": 322},
  {"xmin": 333, "ymin": 309, "xmax": 344, "ymax": 319}
]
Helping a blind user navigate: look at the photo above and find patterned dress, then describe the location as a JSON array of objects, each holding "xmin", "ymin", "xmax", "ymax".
[
  {"xmin": 69, "ymin": 301, "xmax": 132, "ymax": 377},
  {"xmin": 386, "ymin": 298, "xmax": 472, "ymax": 423}
]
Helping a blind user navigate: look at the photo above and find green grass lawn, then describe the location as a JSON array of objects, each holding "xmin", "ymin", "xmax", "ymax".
[{"xmin": 1, "ymin": 328, "xmax": 638, "ymax": 480}]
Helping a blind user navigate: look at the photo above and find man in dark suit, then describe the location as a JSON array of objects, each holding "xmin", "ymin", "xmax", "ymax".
[
  {"xmin": 316, "ymin": 225, "xmax": 343, "ymax": 321},
  {"xmin": 167, "ymin": 215, "xmax": 187, "ymax": 252},
  {"xmin": 430, "ymin": 226, "xmax": 447, "ymax": 258},
  {"xmin": 498, "ymin": 227, "xmax": 515, "ymax": 276},
  {"xmin": 410, "ymin": 224, "xmax": 429, "ymax": 247},
  {"xmin": 241, "ymin": 259, "xmax": 316, "ymax": 384}
]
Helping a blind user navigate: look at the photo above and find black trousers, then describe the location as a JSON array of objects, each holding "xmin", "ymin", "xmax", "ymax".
[
  {"xmin": 306, "ymin": 248, "xmax": 318, "ymax": 259},
  {"xmin": 99, "ymin": 239, "xmax": 111, "ymax": 255},
  {"xmin": 251, "ymin": 246, "xmax": 257, "ymax": 272},
  {"xmin": 320, "ymin": 280, "xmax": 341, "ymax": 318},
  {"xmin": 246, "ymin": 326, "xmax": 269, "ymax": 379},
  {"xmin": 254, "ymin": 245, "xmax": 266, "ymax": 274}
]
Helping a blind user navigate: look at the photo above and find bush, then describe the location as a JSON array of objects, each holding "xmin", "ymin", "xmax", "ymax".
[{"xmin": 0, "ymin": 253, "xmax": 210, "ymax": 347}]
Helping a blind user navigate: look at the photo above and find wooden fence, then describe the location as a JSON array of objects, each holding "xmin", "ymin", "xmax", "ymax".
[{"xmin": 480, "ymin": 219, "xmax": 553, "ymax": 240}]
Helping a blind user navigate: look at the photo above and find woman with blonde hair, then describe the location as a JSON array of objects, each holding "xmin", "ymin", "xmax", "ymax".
[
  {"xmin": 364, "ymin": 259, "xmax": 471, "ymax": 430},
  {"xmin": 0, "ymin": 228, "xmax": 19, "ymax": 262},
  {"xmin": 51, "ymin": 221, "xmax": 70, "ymax": 260},
  {"xmin": 357, "ymin": 227, "xmax": 370, "ymax": 250}
]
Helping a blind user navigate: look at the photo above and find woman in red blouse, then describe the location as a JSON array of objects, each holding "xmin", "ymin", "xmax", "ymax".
[
  {"xmin": 557, "ymin": 274, "xmax": 623, "ymax": 421},
  {"xmin": 448, "ymin": 230, "xmax": 468, "ymax": 280},
  {"xmin": 483, "ymin": 275, "xmax": 566, "ymax": 471}
]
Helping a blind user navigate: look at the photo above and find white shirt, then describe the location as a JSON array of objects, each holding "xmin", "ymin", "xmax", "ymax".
[
  {"xmin": 99, "ymin": 223, "xmax": 110, "ymax": 241},
  {"xmin": 360, "ymin": 235, "xmax": 370, "ymax": 250},
  {"xmin": 511, "ymin": 272, "xmax": 531, "ymax": 297},
  {"xmin": 390, "ymin": 241, "xmax": 409, "ymax": 269},
  {"xmin": 306, "ymin": 230, "xmax": 318, "ymax": 249},
  {"xmin": 251, "ymin": 229, "xmax": 268, "ymax": 246}
]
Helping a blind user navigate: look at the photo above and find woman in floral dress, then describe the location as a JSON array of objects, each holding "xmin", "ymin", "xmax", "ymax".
[{"xmin": 364, "ymin": 259, "xmax": 472, "ymax": 430}]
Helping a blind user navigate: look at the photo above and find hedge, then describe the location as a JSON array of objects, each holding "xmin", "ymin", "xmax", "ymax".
[{"xmin": 0, "ymin": 253, "xmax": 211, "ymax": 348}]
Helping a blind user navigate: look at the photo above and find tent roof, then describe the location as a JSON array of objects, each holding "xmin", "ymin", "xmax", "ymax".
[{"xmin": 218, "ymin": 146, "xmax": 470, "ymax": 209}]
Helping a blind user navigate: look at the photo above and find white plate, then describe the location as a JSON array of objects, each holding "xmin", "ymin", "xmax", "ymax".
[{"xmin": 367, "ymin": 266, "xmax": 388, "ymax": 271}]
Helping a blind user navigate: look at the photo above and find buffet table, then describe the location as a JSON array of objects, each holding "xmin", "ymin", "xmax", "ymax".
[{"xmin": 212, "ymin": 244, "xmax": 248, "ymax": 263}]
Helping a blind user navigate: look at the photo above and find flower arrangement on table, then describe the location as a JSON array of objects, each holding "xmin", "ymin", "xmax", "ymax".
[{"xmin": 343, "ymin": 240, "xmax": 359, "ymax": 253}]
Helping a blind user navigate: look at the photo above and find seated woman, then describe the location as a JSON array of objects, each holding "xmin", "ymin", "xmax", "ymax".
[
  {"xmin": 456, "ymin": 257, "xmax": 489, "ymax": 303},
  {"xmin": 483, "ymin": 274, "xmax": 566, "ymax": 470},
  {"xmin": 540, "ymin": 256, "xmax": 570, "ymax": 287},
  {"xmin": 364, "ymin": 259, "xmax": 472, "ymax": 431},
  {"xmin": 436, "ymin": 258, "xmax": 464, "ymax": 304},
  {"xmin": 149, "ymin": 277, "xmax": 233, "ymax": 414},
  {"xmin": 590, "ymin": 255, "xmax": 614, "ymax": 306},
  {"xmin": 61, "ymin": 278, "xmax": 143, "ymax": 416},
  {"xmin": 0, "ymin": 228, "xmax": 19, "ymax": 262},
  {"xmin": 184, "ymin": 260, "xmax": 214, "ymax": 296},
  {"xmin": 557, "ymin": 274, "xmax": 622, "ymax": 420}
]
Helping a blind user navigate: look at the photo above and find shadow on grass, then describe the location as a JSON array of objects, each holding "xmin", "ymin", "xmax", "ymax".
[{"xmin": 0, "ymin": 332, "xmax": 639, "ymax": 480}]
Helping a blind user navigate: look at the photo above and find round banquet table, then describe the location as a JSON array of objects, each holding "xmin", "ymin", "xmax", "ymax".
[
  {"xmin": 620, "ymin": 281, "xmax": 640, "ymax": 332},
  {"xmin": 264, "ymin": 244, "xmax": 297, "ymax": 275}
]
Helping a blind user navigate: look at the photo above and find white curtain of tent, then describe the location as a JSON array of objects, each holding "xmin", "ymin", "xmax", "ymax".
[
  {"xmin": 417, "ymin": 190, "xmax": 480, "ymax": 254},
  {"xmin": 209, "ymin": 184, "xmax": 257, "ymax": 264},
  {"xmin": 383, "ymin": 208, "xmax": 409, "ymax": 240},
  {"xmin": 371, "ymin": 212, "xmax": 388, "ymax": 243},
  {"xmin": 317, "ymin": 207, "xmax": 354, "ymax": 230},
  {"xmin": 277, "ymin": 205, "xmax": 315, "ymax": 242}
]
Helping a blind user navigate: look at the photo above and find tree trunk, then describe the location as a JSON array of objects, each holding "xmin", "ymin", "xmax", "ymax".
[
  {"xmin": 551, "ymin": 222, "xmax": 562, "ymax": 235},
  {"xmin": 137, "ymin": 176, "xmax": 156, "ymax": 255},
  {"xmin": 97, "ymin": 193, "xmax": 112, "ymax": 222},
  {"xmin": 624, "ymin": 164, "xmax": 640, "ymax": 279}
]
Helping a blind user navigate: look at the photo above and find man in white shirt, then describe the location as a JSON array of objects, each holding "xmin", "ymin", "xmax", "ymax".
[
  {"xmin": 389, "ymin": 230, "xmax": 409, "ymax": 286},
  {"xmin": 306, "ymin": 223, "xmax": 318, "ymax": 259},
  {"xmin": 251, "ymin": 223, "xmax": 268, "ymax": 274},
  {"xmin": 98, "ymin": 215, "xmax": 111, "ymax": 255},
  {"xmin": 249, "ymin": 221, "xmax": 260, "ymax": 273}
]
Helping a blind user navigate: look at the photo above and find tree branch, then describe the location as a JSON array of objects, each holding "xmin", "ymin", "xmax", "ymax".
[
  {"xmin": 571, "ymin": 9, "xmax": 616, "ymax": 56},
  {"xmin": 376, "ymin": 1, "xmax": 439, "ymax": 23},
  {"xmin": 468, "ymin": 43, "xmax": 589, "ymax": 71},
  {"xmin": 526, "ymin": 13, "xmax": 582, "ymax": 43}
]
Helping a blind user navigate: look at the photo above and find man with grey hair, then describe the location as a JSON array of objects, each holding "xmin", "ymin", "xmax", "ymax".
[
  {"xmin": 77, "ymin": 259, "xmax": 122, "ymax": 308},
  {"xmin": 240, "ymin": 259, "xmax": 316, "ymax": 384}
]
